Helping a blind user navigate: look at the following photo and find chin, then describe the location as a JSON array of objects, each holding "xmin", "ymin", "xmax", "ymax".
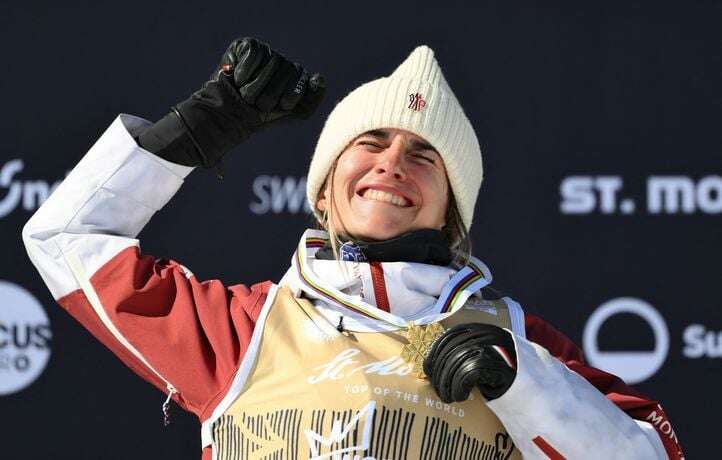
[
  {"xmin": 350, "ymin": 221, "xmax": 411, "ymax": 242},
  {"xmin": 340, "ymin": 204, "xmax": 417, "ymax": 241}
]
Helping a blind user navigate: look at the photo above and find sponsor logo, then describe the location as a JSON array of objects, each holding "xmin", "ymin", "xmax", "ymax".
[
  {"xmin": 249, "ymin": 175, "xmax": 311, "ymax": 215},
  {"xmin": 0, "ymin": 159, "xmax": 65, "ymax": 219},
  {"xmin": 408, "ymin": 92, "xmax": 427, "ymax": 112},
  {"xmin": 645, "ymin": 405, "xmax": 681, "ymax": 446},
  {"xmin": 559, "ymin": 175, "xmax": 722, "ymax": 215},
  {"xmin": 648, "ymin": 176, "xmax": 722, "ymax": 214},
  {"xmin": 560, "ymin": 176, "xmax": 629, "ymax": 214},
  {"xmin": 583, "ymin": 297, "xmax": 669, "ymax": 384},
  {"xmin": 682, "ymin": 324, "xmax": 722, "ymax": 358},
  {"xmin": 0, "ymin": 281, "xmax": 52, "ymax": 395}
]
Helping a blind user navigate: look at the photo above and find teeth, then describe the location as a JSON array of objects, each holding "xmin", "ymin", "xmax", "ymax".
[{"xmin": 362, "ymin": 189, "xmax": 409, "ymax": 207}]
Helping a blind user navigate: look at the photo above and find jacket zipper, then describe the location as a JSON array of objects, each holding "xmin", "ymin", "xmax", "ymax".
[
  {"xmin": 65, "ymin": 249, "xmax": 180, "ymax": 426},
  {"xmin": 163, "ymin": 384, "xmax": 178, "ymax": 425}
]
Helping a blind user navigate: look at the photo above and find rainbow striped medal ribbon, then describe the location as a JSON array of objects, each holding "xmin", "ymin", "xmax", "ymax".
[{"xmin": 292, "ymin": 230, "xmax": 492, "ymax": 377}]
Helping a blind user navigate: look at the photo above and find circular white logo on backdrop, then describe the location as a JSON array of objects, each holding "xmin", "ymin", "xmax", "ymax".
[
  {"xmin": 583, "ymin": 297, "xmax": 669, "ymax": 384},
  {"xmin": 0, "ymin": 281, "xmax": 52, "ymax": 395}
]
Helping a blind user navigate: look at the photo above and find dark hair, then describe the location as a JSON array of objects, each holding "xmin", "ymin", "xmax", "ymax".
[{"xmin": 442, "ymin": 192, "xmax": 473, "ymax": 267}]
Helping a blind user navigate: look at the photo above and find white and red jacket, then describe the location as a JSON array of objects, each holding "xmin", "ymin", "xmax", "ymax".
[{"xmin": 23, "ymin": 115, "xmax": 684, "ymax": 459}]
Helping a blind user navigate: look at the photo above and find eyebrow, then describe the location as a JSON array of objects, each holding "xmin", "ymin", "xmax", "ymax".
[
  {"xmin": 361, "ymin": 130, "xmax": 439, "ymax": 154},
  {"xmin": 364, "ymin": 129, "xmax": 389, "ymax": 140},
  {"xmin": 410, "ymin": 139, "xmax": 438, "ymax": 154}
]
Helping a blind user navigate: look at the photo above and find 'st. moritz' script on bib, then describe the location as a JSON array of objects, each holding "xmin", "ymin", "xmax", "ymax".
[{"xmin": 307, "ymin": 348, "xmax": 413, "ymax": 384}]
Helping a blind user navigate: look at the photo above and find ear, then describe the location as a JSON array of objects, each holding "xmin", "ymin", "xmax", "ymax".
[{"xmin": 316, "ymin": 186, "xmax": 328, "ymax": 212}]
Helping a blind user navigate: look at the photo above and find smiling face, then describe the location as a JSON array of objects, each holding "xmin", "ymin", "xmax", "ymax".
[{"xmin": 316, "ymin": 128, "xmax": 449, "ymax": 241}]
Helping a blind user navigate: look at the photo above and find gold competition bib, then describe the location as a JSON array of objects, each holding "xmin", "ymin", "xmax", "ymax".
[{"xmin": 211, "ymin": 287, "xmax": 521, "ymax": 460}]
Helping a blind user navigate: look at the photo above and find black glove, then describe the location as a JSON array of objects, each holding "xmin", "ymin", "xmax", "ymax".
[
  {"xmin": 423, "ymin": 323, "xmax": 517, "ymax": 403},
  {"xmin": 137, "ymin": 37, "xmax": 325, "ymax": 169}
]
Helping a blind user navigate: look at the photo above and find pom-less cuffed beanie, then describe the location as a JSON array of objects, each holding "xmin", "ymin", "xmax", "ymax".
[{"xmin": 306, "ymin": 45, "xmax": 483, "ymax": 231}]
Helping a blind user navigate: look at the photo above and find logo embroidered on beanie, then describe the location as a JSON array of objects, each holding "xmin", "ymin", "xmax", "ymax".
[{"xmin": 408, "ymin": 92, "xmax": 427, "ymax": 111}]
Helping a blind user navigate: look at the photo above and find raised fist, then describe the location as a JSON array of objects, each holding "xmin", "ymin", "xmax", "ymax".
[
  {"xmin": 138, "ymin": 37, "xmax": 325, "ymax": 169},
  {"xmin": 216, "ymin": 37, "xmax": 325, "ymax": 123}
]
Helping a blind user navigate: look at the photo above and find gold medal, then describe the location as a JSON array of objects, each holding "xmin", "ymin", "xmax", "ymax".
[{"xmin": 401, "ymin": 322, "xmax": 445, "ymax": 379}]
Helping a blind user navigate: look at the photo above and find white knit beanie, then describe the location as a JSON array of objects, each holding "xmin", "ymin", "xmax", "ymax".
[{"xmin": 306, "ymin": 45, "xmax": 483, "ymax": 231}]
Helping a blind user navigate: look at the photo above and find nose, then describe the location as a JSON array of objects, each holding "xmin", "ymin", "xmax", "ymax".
[{"xmin": 373, "ymin": 142, "xmax": 407, "ymax": 181}]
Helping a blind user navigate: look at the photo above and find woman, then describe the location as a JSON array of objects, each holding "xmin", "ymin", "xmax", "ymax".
[{"xmin": 23, "ymin": 38, "xmax": 683, "ymax": 459}]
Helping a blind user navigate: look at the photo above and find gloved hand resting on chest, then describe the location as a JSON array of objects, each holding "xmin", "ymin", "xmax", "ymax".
[{"xmin": 423, "ymin": 323, "xmax": 517, "ymax": 403}]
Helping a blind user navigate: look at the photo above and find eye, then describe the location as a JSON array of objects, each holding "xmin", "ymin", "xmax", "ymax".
[
  {"xmin": 412, "ymin": 152, "xmax": 435, "ymax": 164},
  {"xmin": 358, "ymin": 141, "xmax": 384, "ymax": 150}
]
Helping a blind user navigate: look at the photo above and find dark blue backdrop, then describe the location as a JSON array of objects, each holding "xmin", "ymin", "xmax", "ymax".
[{"xmin": 1, "ymin": 2, "xmax": 719, "ymax": 458}]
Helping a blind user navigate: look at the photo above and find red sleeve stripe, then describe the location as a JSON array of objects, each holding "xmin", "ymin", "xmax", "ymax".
[{"xmin": 532, "ymin": 436, "xmax": 566, "ymax": 460}]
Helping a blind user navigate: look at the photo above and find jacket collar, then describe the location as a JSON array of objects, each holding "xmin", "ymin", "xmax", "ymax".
[{"xmin": 280, "ymin": 230, "xmax": 492, "ymax": 332}]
